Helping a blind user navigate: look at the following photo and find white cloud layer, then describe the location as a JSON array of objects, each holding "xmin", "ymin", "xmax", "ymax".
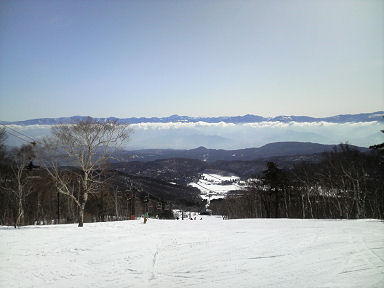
[{"xmin": 3, "ymin": 121, "xmax": 383, "ymax": 149}]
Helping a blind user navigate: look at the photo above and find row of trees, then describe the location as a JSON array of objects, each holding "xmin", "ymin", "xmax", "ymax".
[
  {"xmin": 0, "ymin": 118, "xmax": 142, "ymax": 227},
  {"xmin": 210, "ymin": 144, "xmax": 384, "ymax": 219}
]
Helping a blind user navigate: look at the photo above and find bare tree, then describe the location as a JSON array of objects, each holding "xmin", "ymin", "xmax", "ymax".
[
  {"xmin": 39, "ymin": 117, "xmax": 132, "ymax": 227},
  {"xmin": 1, "ymin": 144, "xmax": 35, "ymax": 227},
  {"xmin": 0, "ymin": 127, "xmax": 10, "ymax": 224}
]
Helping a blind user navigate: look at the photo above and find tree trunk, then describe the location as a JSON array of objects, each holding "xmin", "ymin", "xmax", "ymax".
[
  {"xmin": 275, "ymin": 190, "xmax": 280, "ymax": 218},
  {"xmin": 15, "ymin": 197, "xmax": 24, "ymax": 227},
  {"xmin": 336, "ymin": 197, "xmax": 343, "ymax": 218},
  {"xmin": 78, "ymin": 199, "xmax": 86, "ymax": 227},
  {"xmin": 114, "ymin": 190, "xmax": 119, "ymax": 220},
  {"xmin": 78, "ymin": 205, "xmax": 84, "ymax": 227},
  {"xmin": 306, "ymin": 189, "xmax": 314, "ymax": 219},
  {"xmin": 78, "ymin": 192, "xmax": 88, "ymax": 227},
  {"xmin": 301, "ymin": 193, "xmax": 306, "ymax": 219},
  {"xmin": 283, "ymin": 189, "xmax": 289, "ymax": 218}
]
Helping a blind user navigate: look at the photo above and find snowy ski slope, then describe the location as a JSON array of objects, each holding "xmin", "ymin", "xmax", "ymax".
[
  {"xmin": 188, "ymin": 173, "xmax": 243, "ymax": 202},
  {"xmin": 1, "ymin": 217, "xmax": 383, "ymax": 288}
]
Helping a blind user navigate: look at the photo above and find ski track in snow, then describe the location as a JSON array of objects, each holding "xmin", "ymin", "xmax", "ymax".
[{"xmin": 0, "ymin": 217, "xmax": 383, "ymax": 288}]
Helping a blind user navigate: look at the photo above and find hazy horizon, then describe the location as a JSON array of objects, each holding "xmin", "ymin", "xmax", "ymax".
[
  {"xmin": 1, "ymin": 110, "xmax": 383, "ymax": 123},
  {"xmin": 3, "ymin": 118, "xmax": 382, "ymax": 149}
]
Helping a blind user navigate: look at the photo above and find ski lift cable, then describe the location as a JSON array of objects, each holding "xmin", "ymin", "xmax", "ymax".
[
  {"xmin": 3, "ymin": 126, "xmax": 40, "ymax": 170},
  {"xmin": 131, "ymin": 186, "xmax": 163, "ymax": 203},
  {"xmin": 3, "ymin": 130, "xmax": 34, "ymax": 144},
  {"xmin": 0, "ymin": 123, "xmax": 39, "ymax": 144},
  {"xmin": 129, "ymin": 179, "xmax": 174, "ymax": 203}
]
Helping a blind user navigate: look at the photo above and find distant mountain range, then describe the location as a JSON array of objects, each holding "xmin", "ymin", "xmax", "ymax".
[
  {"xmin": 2, "ymin": 112, "xmax": 382, "ymax": 150},
  {"xmin": 119, "ymin": 142, "xmax": 369, "ymax": 163},
  {"xmin": 112, "ymin": 142, "xmax": 372, "ymax": 181},
  {"xmin": 1, "ymin": 111, "xmax": 383, "ymax": 125}
]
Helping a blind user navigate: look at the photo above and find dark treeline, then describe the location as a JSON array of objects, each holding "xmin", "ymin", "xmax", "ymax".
[
  {"xmin": 0, "ymin": 121, "xmax": 141, "ymax": 227},
  {"xmin": 0, "ymin": 165, "xmax": 178, "ymax": 227},
  {"xmin": 210, "ymin": 145, "xmax": 384, "ymax": 219}
]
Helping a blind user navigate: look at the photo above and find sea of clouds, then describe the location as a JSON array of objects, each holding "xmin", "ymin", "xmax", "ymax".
[{"xmin": 4, "ymin": 121, "xmax": 383, "ymax": 150}]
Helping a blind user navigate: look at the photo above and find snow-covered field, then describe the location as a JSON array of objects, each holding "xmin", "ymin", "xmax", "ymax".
[
  {"xmin": 189, "ymin": 173, "xmax": 243, "ymax": 202},
  {"xmin": 1, "ymin": 217, "xmax": 383, "ymax": 288}
]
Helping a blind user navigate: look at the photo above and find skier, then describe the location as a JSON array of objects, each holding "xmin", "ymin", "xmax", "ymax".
[{"xmin": 143, "ymin": 212, "xmax": 148, "ymax": 224}]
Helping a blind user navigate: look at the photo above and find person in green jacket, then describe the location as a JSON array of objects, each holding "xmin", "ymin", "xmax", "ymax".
[{"xmin": 143, "ymin": 212, "xmax": 148, "ymax": 224}]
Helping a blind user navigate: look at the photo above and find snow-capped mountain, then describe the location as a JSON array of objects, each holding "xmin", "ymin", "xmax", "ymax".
[
  {"xmin": 1, "ymin": 112, "xmax": 383, "ymax": 149},
  {"xmin": 1, "ymin": 111, "xmax": 383, "ymax": 125}
]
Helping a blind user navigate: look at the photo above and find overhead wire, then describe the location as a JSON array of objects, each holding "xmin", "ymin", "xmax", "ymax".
[
  {"xmin": 128, "ymin": 178, "xmax": 171, "ymax": 204},
  {"xmin": 0, "ymin": 123, "xmax": 39, "ymax": 145},
  {"xmin": 1, "ymin": 124, "xmax": 37, "ymax": 142},
  {"xmin": 3, "ymin": 129, "xmax": 33, "ymax": 144}
]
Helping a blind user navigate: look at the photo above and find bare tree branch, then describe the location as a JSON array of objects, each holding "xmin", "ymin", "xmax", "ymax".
[{"xmin": 38, "ymin": 117, "xmax": 132, "ymax": 227}]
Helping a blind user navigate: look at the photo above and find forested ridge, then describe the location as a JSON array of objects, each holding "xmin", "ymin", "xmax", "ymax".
[{"xmin": 210, "ymin": 145, "xmax": 384, "ymax": 219}]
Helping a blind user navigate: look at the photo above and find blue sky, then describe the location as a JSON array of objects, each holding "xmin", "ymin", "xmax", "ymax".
[{"xmin": 0, "ymin": 0, "xmax": 383, "ymax": 121}]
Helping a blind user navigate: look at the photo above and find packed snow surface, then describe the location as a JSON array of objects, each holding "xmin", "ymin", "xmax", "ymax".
[{"xmin": 1, "ymin": 217, "xmax": 383, "ymax": 288}]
